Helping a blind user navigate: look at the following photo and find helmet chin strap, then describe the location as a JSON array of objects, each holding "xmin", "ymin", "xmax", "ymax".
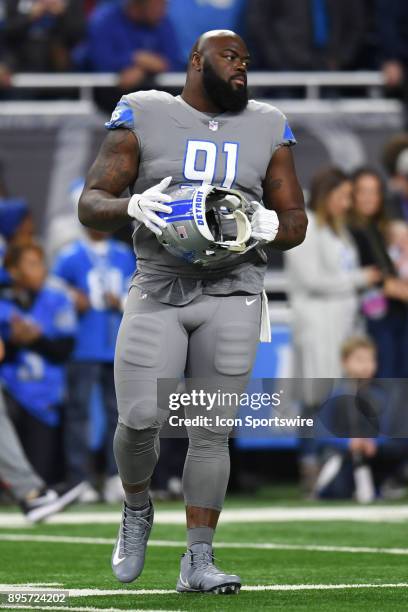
[{"xmin": 223, "ymin": 194, "xmax": 241, "ymax": 209}]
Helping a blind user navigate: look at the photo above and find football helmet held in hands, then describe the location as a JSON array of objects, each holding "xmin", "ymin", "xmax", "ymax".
[{"xmin": 157, "ymin": 184, "xmax": 256, "ymax": 266}]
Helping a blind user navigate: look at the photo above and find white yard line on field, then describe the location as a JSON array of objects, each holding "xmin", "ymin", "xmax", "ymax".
[
  {"xmin": 9, "ymin": 584, "xmax": 63, "ymax": 588},
  {"xmin": 1, "ymin": 505, "xmax": 408, "ymax": 527},
  {"xmin": 0, "ymin": 607, "xmax": 181, "ymax": 612},
  {"xmin": 1, "ymin": 584, "xmax": 408, "ymax": 597},
  {"xmin": 1, "ymin": 533, "xmax": 408, "ymax": 556},
  {"xmin": 244, "ymin": 583, "xmax": 408, "ymax": 591}
]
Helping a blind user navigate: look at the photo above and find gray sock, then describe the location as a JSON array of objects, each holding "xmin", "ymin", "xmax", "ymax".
[
  {"xmin": 125, "ymin": 487, "xmax": 150, "ymax": 510},
  {"xmin": 187, "ymin": 526, "xmax": 215, "ymax": 548}
]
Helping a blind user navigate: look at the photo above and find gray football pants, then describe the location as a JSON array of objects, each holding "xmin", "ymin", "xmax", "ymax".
[
  {"xmin": 0, "ymin": 387, "xmax": 44, "ymax": 500},
  {"xmin": 114, "ymin": 287, "xmax": 261, "ymax": 511}
]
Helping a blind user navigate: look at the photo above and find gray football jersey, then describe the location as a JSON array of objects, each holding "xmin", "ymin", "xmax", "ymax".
[{"xmin": 105, "ymin": 90, "xmax": 296, "ymax": 305}]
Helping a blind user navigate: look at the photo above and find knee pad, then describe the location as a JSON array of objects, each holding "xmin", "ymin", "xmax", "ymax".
[
  {"xmin": 113, "ymin": 422, "xmax": 160, "ymax": 486},
  {"xmin": 114, "ymin": 374, "xmax": 170, "ymax": 430}
]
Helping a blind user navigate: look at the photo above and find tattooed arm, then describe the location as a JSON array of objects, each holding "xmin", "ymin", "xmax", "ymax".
[
  {"xmin": 78, "ymin": 129, "xmax": 139, "ymax": 231},
  {"xmin": 262, "ymin": 146, "xmax": 307, "ymax": 250}
]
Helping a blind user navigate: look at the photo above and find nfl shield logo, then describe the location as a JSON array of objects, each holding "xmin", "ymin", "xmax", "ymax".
[
  {"xmin": 209, "ymin": 120, "xmax": 219, "ymax": 131},
  {"xmin": 176, "ymin": 226, "xmax": 188, "ymax": 239}
]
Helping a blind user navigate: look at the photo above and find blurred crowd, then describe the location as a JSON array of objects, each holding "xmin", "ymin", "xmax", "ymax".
[
  {"xmin": 2, "ymin": 132, "xmax": 408, "ymax": 507},
  {"xmin": 0, "ymin": 0, "xmax": 407, "ymax": 105},
  {"xmin": 0, "ymin": 195, "xmax": 136, "ymax": 504},
  {"xmin": 284, "ymin": 134, "xmax": 408, "ymax": 502},
  {"xmin": 1, "ymin": 0, "xmax": 408, "ymax": 510}
]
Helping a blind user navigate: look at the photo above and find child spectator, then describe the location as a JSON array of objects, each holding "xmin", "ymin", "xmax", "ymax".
[
  {"xmin": 315, "ymin": 337, "xmax": 408, "ymax": 502},
  {"xmin": 53, "ymin": 228, "xmax": 135, "ymax": 502},
  {"xmin": 0, "ymin": 242, "xmax": 76, "ymax": 485}
]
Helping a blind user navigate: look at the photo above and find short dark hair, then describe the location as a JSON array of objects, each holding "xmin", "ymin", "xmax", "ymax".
[{"xmin": 4, "ymin": 241, "xmax": 44, "ymax": 270}]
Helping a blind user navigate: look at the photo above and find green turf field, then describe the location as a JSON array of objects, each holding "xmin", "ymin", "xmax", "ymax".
[{"xmin": 1, "ymin": 499, "xmax": 408, "ymax": 611}]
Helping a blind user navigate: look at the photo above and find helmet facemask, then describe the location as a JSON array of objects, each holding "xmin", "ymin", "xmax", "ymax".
[{"xmin": 158, "ymin": 184, "xmax": 256, "ymax": 266}]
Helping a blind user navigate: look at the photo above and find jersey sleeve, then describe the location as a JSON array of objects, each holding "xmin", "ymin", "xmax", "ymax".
[
  {"xmin": 105, "ymin": 94, "xmax": 142, "ymax": 147},
  {"xmin": 280, "ymin": 118, "xmax": 296, "ymax": 147},
  {"xmin": 105, "ymin": 96, "xmax": 135, "ymax": 131},
  {"xmin": 105, "ymin": 91, "xmax": 168, "ymax": 149},
  {"xmin": 275, "ymin": 112, "xmax": 297, "ymax": 149}
]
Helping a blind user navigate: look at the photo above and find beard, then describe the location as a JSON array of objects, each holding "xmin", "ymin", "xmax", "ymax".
[{"xmin": 202, "ymin": 60, "xmax": 248, "ymax": 113}]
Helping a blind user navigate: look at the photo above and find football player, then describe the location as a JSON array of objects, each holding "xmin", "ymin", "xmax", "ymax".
[{"xmin": 79, "ymin": 30, "xmax": 307, "ymax": 594}]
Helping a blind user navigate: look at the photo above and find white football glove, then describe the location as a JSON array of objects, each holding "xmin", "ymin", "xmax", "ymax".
[
  {"xmin": 127, "ymin": 176, "xmax": 173, "ymax": 236},
  {"xmin": 250, "ymin": 201, "xmax": 279, "ymax": 243}
]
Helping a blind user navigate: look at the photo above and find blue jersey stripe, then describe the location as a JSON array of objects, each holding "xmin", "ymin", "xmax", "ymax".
[
  {"xmin": 158, "ymin": 198, "xmax": 193, "ymax": 220},
  {"xmin": 171, "ymin": 199, "xmax": 193, "ymax": 206},
  {"xmin": 165, "ymin": 214, "xmax": 194, "ymax": 222}
]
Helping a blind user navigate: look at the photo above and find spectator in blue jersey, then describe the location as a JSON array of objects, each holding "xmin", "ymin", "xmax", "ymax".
[
  {"xmin": 78, "ymin": 0, "xmax": 181, "ymax": 93},
  {"xmin": 167, "ymin": 0, "xmax": 246, "ymax": 67},
  {"xmin": 74, "ymin": 0, "xmax": 181, "ymax": 111},
  {"xmin": 53, "ymin": 227, "xmax": 135, "ymax": 502},
  {"xmin": 0, "ymin": 242, "xmax": 76, "ymax": 485}
]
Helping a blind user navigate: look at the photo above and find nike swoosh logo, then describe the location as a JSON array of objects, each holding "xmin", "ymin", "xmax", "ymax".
[
  {"xmin": 112, "ymin": 540, "xmax": 125, "ymax": 566},
  {"xmin": 246, "ymin": 298, "xmax": 257, "ymax": 306},
  {"xmin": 178, "ymin": 575, "xmax": 190, "ymax": 588}
]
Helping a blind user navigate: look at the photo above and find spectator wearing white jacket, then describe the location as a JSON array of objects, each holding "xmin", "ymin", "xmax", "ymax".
[{"xmin": 284, "ymin": 167, "xmax": 381, "ymax": 496}]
